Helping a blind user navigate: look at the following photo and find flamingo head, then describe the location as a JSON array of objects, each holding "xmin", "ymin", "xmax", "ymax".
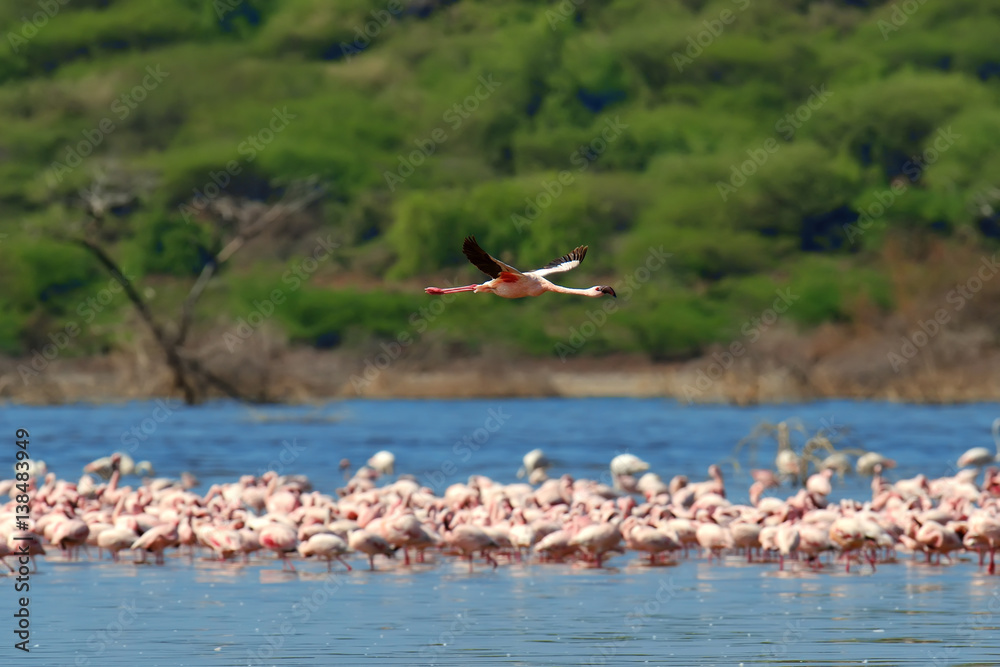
[
  {"xmin": 669, "ymin": 475, "xmax": 688, "ymax": 494},
  {"xmin": 593, "ymin": 286, "xmax": 616, "ymax": 298}
]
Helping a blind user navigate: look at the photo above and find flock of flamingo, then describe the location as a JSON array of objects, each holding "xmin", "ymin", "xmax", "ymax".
[{"xmin": 2, "ymin": 418, "xmax": 1000, "ymax": 576}]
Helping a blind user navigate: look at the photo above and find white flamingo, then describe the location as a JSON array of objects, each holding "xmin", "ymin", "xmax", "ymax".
[
  {"xmin": 425, "ymin": 236, "xmax": 616, "ymax": 299},
  {"xmin": 957, "ymin": 418, "xmax": 1000, "ymax": 469},
  {"xmin": 856, "ymin": 452, "xmax": 896, "ymax": 476},
  {"xmin": 517, "ymin": 449, "xmax": 551, "ymax": 482},
  {"xmin": 367, "ymin": 451, "xmax": 396, "ymax": 476}
]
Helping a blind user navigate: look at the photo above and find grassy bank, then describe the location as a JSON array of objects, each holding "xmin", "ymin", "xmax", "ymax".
[{"xmin": 2, "ymin": 0, "xmax": 999, "ymax": 380}]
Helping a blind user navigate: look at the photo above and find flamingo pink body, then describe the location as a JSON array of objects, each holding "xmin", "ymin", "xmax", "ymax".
[
  {"xmin": 425, "ymin": 237, "xmax": 616, "ymax": 300},
  {"xmin": 569, "ymin": 522, "xmax": 622, "ymax": 568},
  {"xmin": 622, "ymin": 518, "xmax": 679, "ymax": 565},
  {"xmin": 51, "ymin": 518, "xmax": 90, "ymax": 560},
  {"xmin": 298, "ymin": 533, "xmax": 352, "ymax": 572},
  {"xmin": 131, "ymin": 522, "xmax": 180, "ymax": 565},
  {"xmin": 17, "ymin": 442, "xmax": 1000, "ymax": 580},
  {"xmin": 446, "ymin": 524, "xmax": 499, "ymax": 571},
  {"xmin": 259, "ymin": 522, "xmax": 299, "ymax": 570},
  {"xmin": 829, "ymin": 516, "xmax": 864, "ymax": 572},
  {"xmin": 97, "ymin": 527, "xmax": 137, "ymax": 562},
  {"xmin": 349, "ymin": 529, "xmax": 395, "ymax": 571}
]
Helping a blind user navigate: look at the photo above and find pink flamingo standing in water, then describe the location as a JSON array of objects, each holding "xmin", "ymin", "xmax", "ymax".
[
  {"xmin": 259, "ymin": 522, "xmax": 299, "ymax": 571},
  {"xmin": 130, "ymin": 520, "xmax": 180, "ymax": 565},
  {"xmin": 348, "ymin": 529, "xmax": 396, "ymax": 571},
  {"xmin": 425, "ymin": 236, "xmax": 616, "ymax": 299},
  {"xmin": 298, "ymin": 533, "xmax": 352, "ymax": 572}
]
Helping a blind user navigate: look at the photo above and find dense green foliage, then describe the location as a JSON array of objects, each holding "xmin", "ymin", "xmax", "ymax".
[{"xmin": 2, "ymin": 0, "xmax": 999, "ymax": 359}]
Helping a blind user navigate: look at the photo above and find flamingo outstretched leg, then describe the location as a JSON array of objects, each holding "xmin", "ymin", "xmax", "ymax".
[{"xmin": 425, "ymin": 285, "xmax": 477, "ymax": 295}]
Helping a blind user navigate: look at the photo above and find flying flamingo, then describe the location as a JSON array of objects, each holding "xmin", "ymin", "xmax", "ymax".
[{"xmin": 424, "ymin": 236, "xmax": 616, "ymax": 299}]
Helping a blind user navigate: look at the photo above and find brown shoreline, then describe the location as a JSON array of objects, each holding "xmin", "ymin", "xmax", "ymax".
[{"xmin": 3, "ymin": 326, "xmax": 999, "ymax": 405}]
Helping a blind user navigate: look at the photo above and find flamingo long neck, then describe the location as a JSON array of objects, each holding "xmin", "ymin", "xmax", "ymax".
[{"xmin": 545, "ymin": 283, "xmax": 597, "ymax": 297}]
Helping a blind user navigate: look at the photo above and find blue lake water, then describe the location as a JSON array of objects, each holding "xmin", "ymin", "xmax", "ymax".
[{"xmin": 3, "ymin": 398, "xmax": 1000, "ymax": 666}]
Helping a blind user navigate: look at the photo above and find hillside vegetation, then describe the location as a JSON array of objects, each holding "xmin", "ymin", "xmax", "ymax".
[{"xmin": 2, "ymin": 0, "xmax": 1000, "ymax": 369}]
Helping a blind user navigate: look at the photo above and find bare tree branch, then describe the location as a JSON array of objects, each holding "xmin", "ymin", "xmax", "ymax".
[
  {"xmin": 74, "ymin": 236, "xmax": 199, "ymax": 404},
  {"xmin": 71, "ymin": 174, "xmax": 326, "ymax": 405},
  {"xmin": 175, "ymin": 182, "xmax": 326, "ymax": 347}
]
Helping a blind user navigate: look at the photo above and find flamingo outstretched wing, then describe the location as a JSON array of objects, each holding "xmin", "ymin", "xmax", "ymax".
[
  {"xmin": 529, "ymin": 246, "xmax": 588, "ymax": 277},
  {"xmin": 463, "ymin": 236, "xmax": 522, "ymax": 278}
]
